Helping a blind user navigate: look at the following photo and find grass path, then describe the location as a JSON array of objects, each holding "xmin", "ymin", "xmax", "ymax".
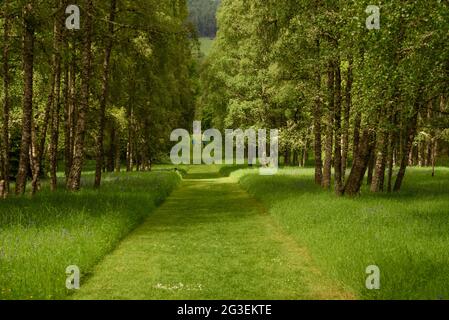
[{"xmin": 73, "ymin": 167, "xmax": 352, "ymax": 300}]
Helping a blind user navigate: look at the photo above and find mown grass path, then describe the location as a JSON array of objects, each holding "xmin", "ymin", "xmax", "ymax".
[{"xmin": 73, "ymin": 167, "xmax": 352, "ymax": 300}]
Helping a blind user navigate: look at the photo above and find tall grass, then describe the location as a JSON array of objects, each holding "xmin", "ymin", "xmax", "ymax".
[
  {"xmin": 233, "ymin": 167, "xmax": 449, "ymax": 300},
  {"xmin": 0, "ymin": 171, "xmax": 181, "ymax": 300}
]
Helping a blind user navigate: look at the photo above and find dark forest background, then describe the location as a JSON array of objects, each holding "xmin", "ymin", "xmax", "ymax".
[{"xmin": 188, "ymin": 0, "xmax": 220, "ymax": 38}]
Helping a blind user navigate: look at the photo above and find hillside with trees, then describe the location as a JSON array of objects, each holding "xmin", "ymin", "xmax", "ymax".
[{"xmin": 188, "ymin": 0, "xmax": 220, "ymax": 38}]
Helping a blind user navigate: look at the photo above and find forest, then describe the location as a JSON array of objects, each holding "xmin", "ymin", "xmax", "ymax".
[{"xmin": 1, "ymin": 0, "xmax": 449, "ymax": 301}]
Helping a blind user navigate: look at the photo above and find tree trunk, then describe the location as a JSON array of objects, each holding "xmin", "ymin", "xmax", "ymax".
[
  {"xmin": 344, "ymin": 129, "xmax": 375, "ymax": 196},
  {"xmin": 94, "ymin": 0, "xmax": 117, "ymax": 188},
  {"xmin": 371, "ymin": 109, "xmax": 389, "ymax": 193},
  {"xmin": 67, "ymin": 0, "xmax": 93, "ymax": 191},
  {"xmin": 64, "ymin": 38, "xmax": 76, "ymax": 181},
  {"xmin": 425, "ymin": 101, "xmax": 433, "ymax": 167},
  {"xmin": 313, "ymin": 39, "xmax": 323, "ymax": 185},
  {"xmin": 292, "ymin": 150, "xmax": 299, "ymax": 167},
  {"xmin": 371, "ymin": 133, "xmax": 388, "ymax": 192},
  {"xmin": 126, "ymin": 105, "xmax": 134, "ymax": 172},
  {"xmin": 30, "ymin": 122, "xmax": 40, "ymax": 195},
  {"xmin": 418, "ymin": 140, "xmax": 425, "ymax": 167},
  {"xmin": 353, "ymin": 111, "xmax": 362, "ymax": 156},
  {"xmin": 31, "ymin": 62, "xmax": 56, "ymax": 195},
  {"xmin": 49, "ymin": 68, "xmax": 62, "ymax": 191},
  {"xmin": 115, "ymin": 135, "xmax": 121, "ymax": 173},
  {"xmin": 62, "ymin": 42, "xmax": 70, "ymax": 180},
  {"xmin": 387, "ymin": 113, "xmax": 398, "ymax": 193},
  {"xmin": 431, "ymin": 139, "xmax": 438, "ymax": 177},
  {"xmin": 334, "ymin": 62, "xmax": 343, "ymax": 196},
  {"xmin": 49, "ymin": 2, "xmax": 64, "ymax": 191},
  {"xmin": 1, "ymin": 3, "xmax": 11, "ymax": 198},
  {"xmin": 394, "ymin": 99, "xmax": 420, "ymax": 192},
  {"xmin": 322, "ymin": 62, "xmax": 334, "ymax": 189},
  {"xmin": 284, "ymin": 149, "xmax": 290, "ymax": 166},
  {"xmin": 367, "ymin": 150, "xmax": 375, "ymax": 186},
  {"xmin": 107, "ymin": 123, "xmax": 116, "ymax": 172},
  {"xmin": 303, "ymin": 138, "xmax": 309, "ymax": 167},
  {"xmin": 341, "ymin": 57, "xmax": 352, "ymax": 181},
  {"xmin": 16, "ymin": 3, "xmax": 35, "ymax": 195}
]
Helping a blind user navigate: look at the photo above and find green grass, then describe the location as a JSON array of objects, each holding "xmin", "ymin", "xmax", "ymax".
[
  {"xmin": 4, "ymin": 163, "xmax": 448, "ymax": 300},
  {"xmin": 0, "ymin": 170, "xmax": 181, "ymax": 300},
  {"xmin": 73, "ymin": 165, "xmax": 351, "ymax": 300},
  {"xmin": 232, "ymin": 167, "xmax": 449, "ymax": 300}
]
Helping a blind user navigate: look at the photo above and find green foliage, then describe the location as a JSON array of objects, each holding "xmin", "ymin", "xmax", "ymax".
[
  {"xmin": 200, "ymin": 0, "xmax": 449, "ymax": 164},
  {"xmin": 0, "ymin": 1, "xmax": 198, "ymax": 174},
  {"xmin": 199, "ymin": 37, "xmax": 214, "ymax": 56}
]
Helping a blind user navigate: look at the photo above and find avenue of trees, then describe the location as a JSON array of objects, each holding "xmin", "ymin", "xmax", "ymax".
[
  {"xmin": 200, "ymin": 0, "xmax": 449, "ymax": 196},
  {"xmin": 0, "ymin": 0, "xmax": 196, "ymax": 197},
  {"xmin": 188, "ymin": 0, "xmax": 220, "ymax": 38},
  {"xmin": 2, "ymin": 0, "xmax": 448, "ymax": 199}
]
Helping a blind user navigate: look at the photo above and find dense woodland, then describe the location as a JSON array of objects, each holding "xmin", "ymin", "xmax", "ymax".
[
  {"xmin": 188, "ymin": 0, "xmax": 219, "ymax": 38},
  {"xmin": 0, "ymin": 0, "xmax": 196, "ymax": 197},
  {"xmin": 199, "ymin": 0, "xmax": 449, "ymax": 196}
]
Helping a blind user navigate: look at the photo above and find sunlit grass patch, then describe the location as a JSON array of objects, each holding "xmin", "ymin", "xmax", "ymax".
[
  {"xmin": 234, "ymin": 167, "xmax": 449, "ymax": 299},
  {"xmin": 0, "ymin": 171, "xmax": 181, "ymax": 300}
]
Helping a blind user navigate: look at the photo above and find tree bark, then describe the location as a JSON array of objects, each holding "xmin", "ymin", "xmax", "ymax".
[
  {"xmin": 292, "ymin": 150, "xmax": 299, "ymax": 167},
  {"xmin": 303, "ymin": 137, "xmax": 309, "ymax": 167},
  {"xmin": 334, "ymin": 62, "xmax": 343, "ymax": 196},
  {"xmin": 313, "ymin": 39, "xmax": 323, "ymax": 185},
  {"xmin": 387, "ymin": 113, "xmax": 398, "ymax": 193},
  {"xmin": 67, "ymin": 0, "xmax": 93, "ymax": 191},
  {"xmin": 341, "ymin": 57, "xmax": 352, "ymax": 180},
  {"xmin": 353, "ymin": 112, "xmax": 362, "ymax": 157},
  {"xmin": 94, "ymin": 0, "xmax": 117, "ymax": 188},
  {"xmin": 16, "ymin": 3, "xmax": 35, "ymax": 195},
  {"xmin": 431, "ymin": 139, "xmax": 437, "ymax": 177},
  {"xmin": 107, "ymin": 123, "xmax": 116, "ymax": 172},
  {"xmin": 344, "ymin": 129, "xmax": 375, "ymax": 196},
  {"xmin": 31, "ymin": 62, "xmax": 56, "ymax": 194},
  {"xmin": 394, "ymin": 99, "xmax": 421, "ymax": 192},
  {"xmin": 371, "ymin": 109, "xmax": 389, "ymax": 193},
  {"xmin": 284, "ymin": 149, "xmax": 290, "ymax": 166},
  {"xmin": 425, "ymin": 101, "xmax": 433, "ymax": 167},
  {"xmin": 1, "ymin": 3, "xmax": 11, "ymax": 198},
  {"xmin": 366, "ymin": 152, "xmax": 375, "ymax": 186},
  {"xmin": 30, "ymin": 121, "xmax": 40, "ymax": 195},
  {"xmin": 64, "ymin": 38, "xmax": 76, "ymax": 181},
  {"xmin": 126, "ymin": 105, "xmax": 134, "ymax": 172},
  {"xmin": 115, "ymin": 134, "xmax": 121, "ymax": 173},
  {"xmin": 49, "ymin": 1, "xmax": 64, "ymax": 191},
  {"xmin": 322, "ymin": 62, "xmax": 334, "ymax": 189}
]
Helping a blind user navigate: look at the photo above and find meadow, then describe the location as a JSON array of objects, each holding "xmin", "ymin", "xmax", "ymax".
[
  {"xmin": 231, "ymin": 167, "xmax": 449, "ymax": 300},
  {"xmin": 0, "ymin": 170, "xmax": 181, "ymax": 300}
]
